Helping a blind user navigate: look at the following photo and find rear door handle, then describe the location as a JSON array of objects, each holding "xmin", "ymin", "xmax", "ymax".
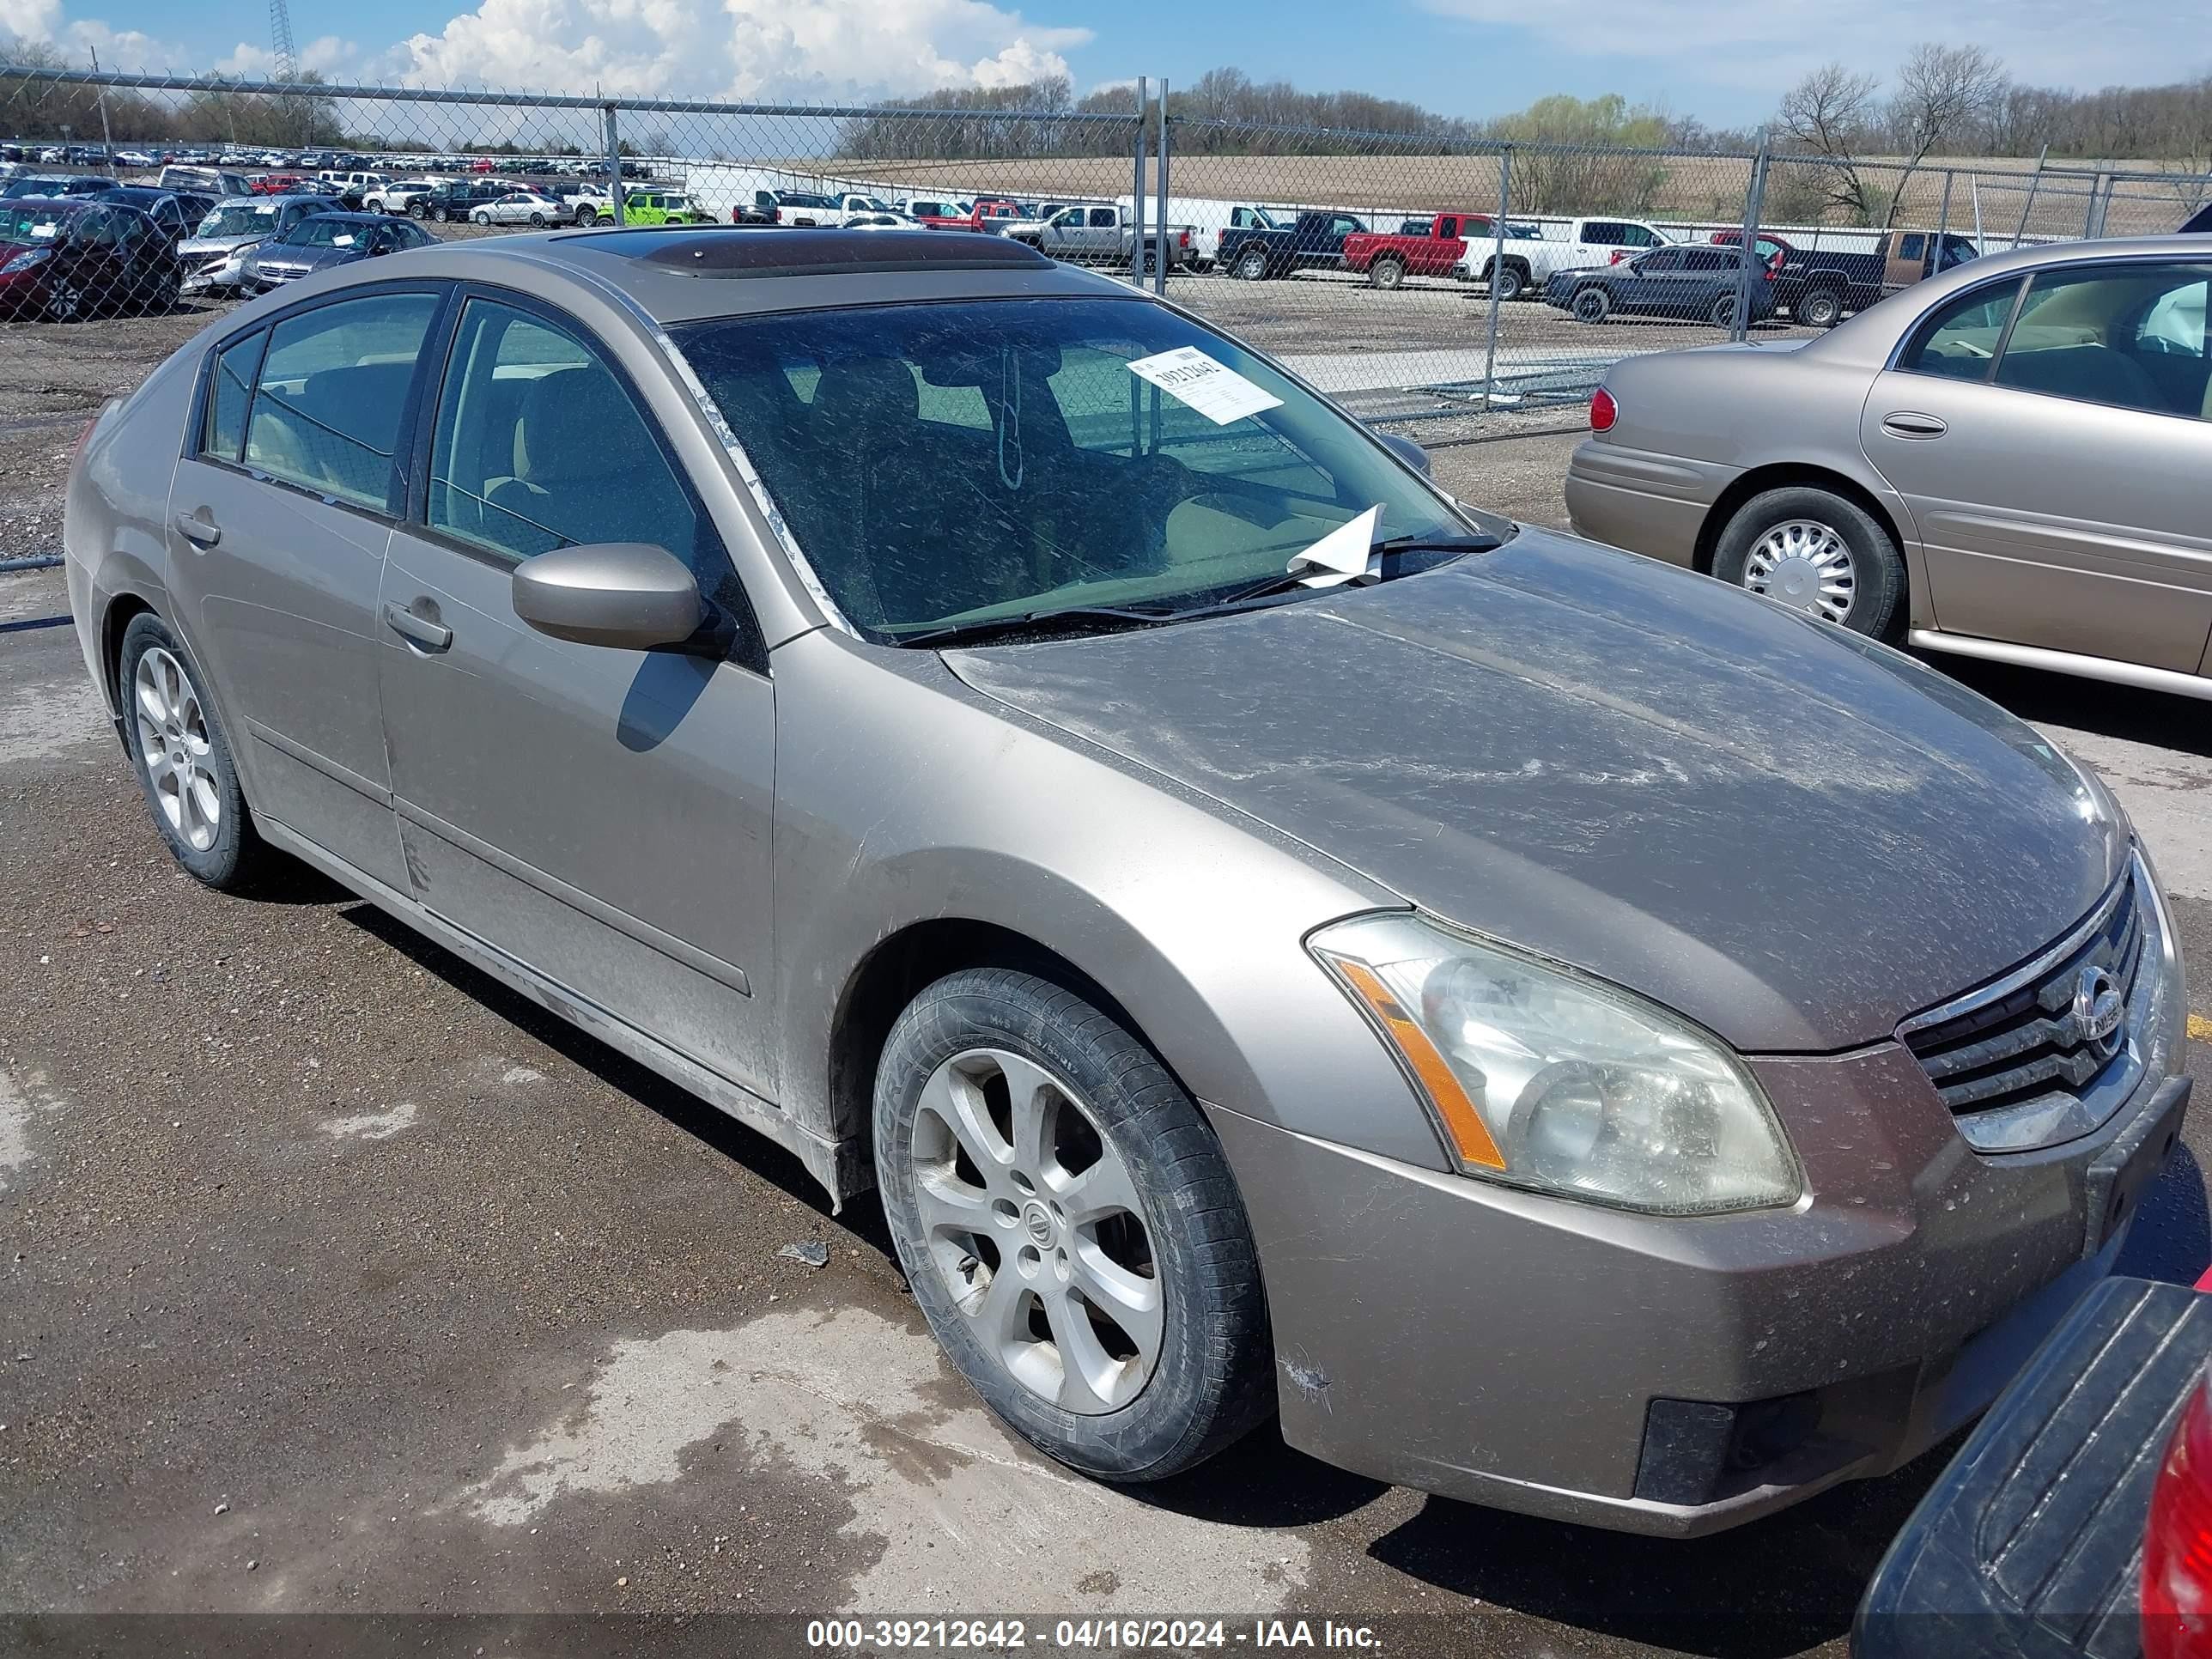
[
  {"xmin": 173, "ymin": 508, "xmax": 221, "ymax": 547},
  {"xmin": 382, "ymin": 600, "xmax": 452, "ymax": 650},
  {"xmin": 1881, "ymin": 411, "xmax": 1948, "ymax": 439}
]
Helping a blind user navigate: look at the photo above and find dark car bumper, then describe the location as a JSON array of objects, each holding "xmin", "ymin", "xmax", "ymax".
[
  {"xmin": 1205, "ymin": 1057, "xmax": 2190, "ymax": 1536},
  {"xmin": 1854, "ymin": 1274, "xmax": 2212, "ymax": 1659}
]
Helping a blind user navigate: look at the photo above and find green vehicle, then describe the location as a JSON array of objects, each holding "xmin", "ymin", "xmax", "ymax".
[{"xmin": 595, "ymin": 190, "xmax": 713, "ymax": 228}]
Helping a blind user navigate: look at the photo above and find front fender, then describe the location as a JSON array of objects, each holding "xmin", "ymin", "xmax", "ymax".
[{"xmin": 767, "ymin": 629, "xmax": 1449, "ymax": 1182}]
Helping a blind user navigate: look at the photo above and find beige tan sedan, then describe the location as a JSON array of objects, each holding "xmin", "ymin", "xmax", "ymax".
[{"xmin": 1565, "ymin": 235, "xmax": 2212, "ymax": 696}]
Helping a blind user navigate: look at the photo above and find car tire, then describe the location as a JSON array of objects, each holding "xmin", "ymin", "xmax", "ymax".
[
  {"xmin": 577, "ymin": 205, "xmax": 597, "ymax": 225},
  {"xmin": 407, "ymin": 199, "xmax": 426, "ymax": 218},
  {"xmin": 118, "ymin": 614, "xmax": 269, "ymax": 891},
  {"xmin": 1708, "ymin": 293, "xmax": 1740, "ymax": 329},
  {"xmin": 1711, "ymin": 485, "xmax": 1906, "ymax": 641},
  {"xmin": 1489, "ymin": 260, "xmax": 1527, "ymax": 301},
  {"xmin": 1571, "ymin": 286, "xmax": 1611, "ymax": 324},
  {"xmin": 473, "ymin": 210, "xmax": 491, "ymax": 226},
  {"xmin": 528, "ymin": 211, "xmax": 546, "ymax": 227},
  {"xmin": 874, "ymin": 967, "xmax": 1273, "ymax": 1483},
  {"xmin": 1368, "ymin": 256, "xmax": 1406, "ymax": 290},
  {"xmin": 1797, "ymin": 287, "xmax": 1844, "ymax": 329},
  {"xmin": 1233, "ymin": 246, "xmax": 1269, "ymax": 282},
  {"xmin": 596, "ymin": 210, "xmax": 614, "ymax": 226}
]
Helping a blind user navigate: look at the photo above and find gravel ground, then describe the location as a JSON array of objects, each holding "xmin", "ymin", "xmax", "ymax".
[{"xmin": 5, "ymin": 241, "xmax": 2211, "ymax": 1658}]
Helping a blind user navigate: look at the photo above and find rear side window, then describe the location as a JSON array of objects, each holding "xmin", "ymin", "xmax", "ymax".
[
  {"xmin": 1683, "ymin": 249, "xmax": 1735, "ymax": 270},
  {"xmin": 244, "ymin": 291, "xmax": 439, "ymax": 509},
  {"xmin": 201, "ymin": 330, "xmax": 266, "ymax": 462},
  {"xmin": 1901, "ymin": 281, "xmax": 2024, "ymax": 381},
  {"xmin": 1088, "ymin": 208, "xmax": 1116, "ymax": 228},
  {"xmin": 425, "ymin": 298, "xmax": 703, "ymax": 567}
]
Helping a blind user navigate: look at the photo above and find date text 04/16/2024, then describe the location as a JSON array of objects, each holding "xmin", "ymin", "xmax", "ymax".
[{"xmin": 805, "ymin": 1618, "xmax": 1383, "ymax": 1649}]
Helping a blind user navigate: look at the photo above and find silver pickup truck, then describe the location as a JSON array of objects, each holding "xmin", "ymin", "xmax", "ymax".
[{"xmin": 1000, "ymin": 203, "xmax": 1195, "ymax": 274}]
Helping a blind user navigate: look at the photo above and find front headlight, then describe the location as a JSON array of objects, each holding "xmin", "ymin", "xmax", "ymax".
[
  {"xmin": 3, "ymin": 246, "xmax": 51, "ymax": 273},
  {"xmin": 1310, "ymin": 914, "xmax": 1800, "ymax": 1215}
]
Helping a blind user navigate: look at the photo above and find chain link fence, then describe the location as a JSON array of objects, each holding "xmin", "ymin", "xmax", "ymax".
[{"xmin": 1, "ymin": 64, "xmax": 2209, "ymax": 426}]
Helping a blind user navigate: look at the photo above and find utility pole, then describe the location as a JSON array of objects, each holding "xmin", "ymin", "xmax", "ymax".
[{"xmin": 88, "ymin": 49, "xmax": 112, "ymax": 168}]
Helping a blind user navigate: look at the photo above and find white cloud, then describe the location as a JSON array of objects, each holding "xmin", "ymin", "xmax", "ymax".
[
  {"xmin": 9, "ymin": 0, "xmax": 1091, "ymax": 101},
  {"xmin": 1420, "ymin": 0, "xmax": 2207, "ymax": 96}
]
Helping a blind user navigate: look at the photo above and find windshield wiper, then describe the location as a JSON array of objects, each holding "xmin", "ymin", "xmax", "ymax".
[
  {"xmin": 1197, "ymin": 531, "xmax": 1504, "ymax": 613},
  {"xmin": 894, "ymin": 603, "xmax": 1179, "ymax": 649}
]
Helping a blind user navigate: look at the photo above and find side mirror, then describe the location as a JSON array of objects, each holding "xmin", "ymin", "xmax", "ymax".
[
  {"xmin": 1376, "ymin": 431, "xmax": 1432, "ymax": 477},
  {"xmin": 512, "ymin": 543, "xmax": 704, "ymax": 651}
]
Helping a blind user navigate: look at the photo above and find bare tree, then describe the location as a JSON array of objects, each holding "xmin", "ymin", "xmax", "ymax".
[
  {"xmin": 1884, "ymin": 43, "xmax": 2008, "ymax": 224},
  {"xmin": 1775, "ymin": 62, "xmax": 1884, "ymax": 222}
]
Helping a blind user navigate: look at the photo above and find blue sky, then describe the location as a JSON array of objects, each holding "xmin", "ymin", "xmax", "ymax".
[{"xmin": 3, "ymin": 0, "xmax": 2202, "ymax": 128}]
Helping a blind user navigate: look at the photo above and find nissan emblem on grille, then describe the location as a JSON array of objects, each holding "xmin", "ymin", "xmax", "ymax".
[{"xmin": 2073, "ymin": 963, "xmax": 2127, "ymax": 1060}]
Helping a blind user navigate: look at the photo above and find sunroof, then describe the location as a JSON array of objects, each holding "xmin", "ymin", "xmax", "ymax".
[{"xmin": 574, "ymin": 225, "xmax": 1058, "ymax": 278}]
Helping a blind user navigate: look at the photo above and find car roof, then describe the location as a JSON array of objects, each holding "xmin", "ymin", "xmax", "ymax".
[{"xmin": 289, "ymin": 225, "xmax": 1124, "ymax": 324}]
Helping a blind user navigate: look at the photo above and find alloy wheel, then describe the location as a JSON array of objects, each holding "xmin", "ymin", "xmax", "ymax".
[
  {"xmin": 45, "ymin": 279, "xmax": 82, "ymax": 321},
  {"xmin": 1742, "ymin": 519, "xmax": 1856, "ymax": 623},
  {"xmin": 133, "ymin": 646, "xmax": 221, "ymax": 852},
  {"xmin": 906, "ymin": 1047, "xmax": 1163, "ymax": 1415}
]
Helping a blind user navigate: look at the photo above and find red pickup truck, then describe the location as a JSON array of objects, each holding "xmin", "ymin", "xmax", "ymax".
[{"xmin": 1340, "ymin": 212, "xmax": 1494, "ymax": 290}]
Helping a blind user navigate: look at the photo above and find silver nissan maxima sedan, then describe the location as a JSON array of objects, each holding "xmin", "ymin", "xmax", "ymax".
[{"xmin": 63, "ymin": 227, "xmax": 2189, "ymax": 1534}]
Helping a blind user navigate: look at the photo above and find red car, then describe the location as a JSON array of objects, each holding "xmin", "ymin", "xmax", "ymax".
[
  {"xmin": 0, "ymin": 197, "xmax": 179, "ymax": 320},
  {"xmin": 248, "ymin": 173, "xmax": 307, "ymax": 197},
  {"xmin": 903, "ymin": 196, "xmax": 983, "ymax": 231}
]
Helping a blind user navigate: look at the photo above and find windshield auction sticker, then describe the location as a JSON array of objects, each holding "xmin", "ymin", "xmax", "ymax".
[{"xmin": 1125, "ymin": 347, "xmax": 1283, "ymax": 426}]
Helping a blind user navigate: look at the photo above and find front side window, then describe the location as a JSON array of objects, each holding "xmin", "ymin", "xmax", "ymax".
[
  {"xmin": 243, "ymin": 291, "xmax": 439, "ymax": 508},
  {"xmin": 1994, "ymin": 263, "xmax": 2212, "ymax": 418},
  {"xmin": 427, "ymin": 298, "xmax": 702, "ymax": 565},
  {"xmin": 674, "ymin": 295, "xmax": 1484, "ymax": 642}
]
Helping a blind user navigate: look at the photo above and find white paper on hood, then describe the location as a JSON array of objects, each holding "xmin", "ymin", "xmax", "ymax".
[
  {"xmin": 1124, "ymin": 346, "xmax": 1283, "ymax": 426},
  {"xmin": 1285, "ymin": 504, "xmax": 1382, "ymax": 587},
  {"xmin": 27, "ymin": 222, "xmax": 56, "ymax": 239}
]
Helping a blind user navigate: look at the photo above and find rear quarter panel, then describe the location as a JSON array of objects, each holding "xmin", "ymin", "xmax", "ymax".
[{"xmin": 64, "ymin": 346, "xmax": 198, "ymax": 718}]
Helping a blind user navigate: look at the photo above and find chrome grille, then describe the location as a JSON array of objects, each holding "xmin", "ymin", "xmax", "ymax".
[{"xmin": 1899, "ymin": 864, "xmax": 2152, "ymax": 1153}]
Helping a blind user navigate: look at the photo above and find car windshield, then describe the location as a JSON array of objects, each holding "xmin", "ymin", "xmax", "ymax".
[
  {"xmin": 283, "ymin": 218, "xmax": 364, "ymax": 247},
  {"xmin": 198, "ymin": 202, "xmax": 287, "ymax": 237},
  {"xmin": 0, "ymin": 203, "xmax": 73, "ymax": 241},
  {"xmin": 673, "ymin": 295, "xmax": 1488, "ymax": 643}
]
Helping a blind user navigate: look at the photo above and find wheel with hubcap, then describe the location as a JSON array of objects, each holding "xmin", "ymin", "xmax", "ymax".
[
  {"xmin": 874, "ymin": 968, "xmax": 1273, "ymax": 1480},
  {"xmin": 1572, "ymin": 286, "xmax": 1611, "ymax": 324},
  {"xmin": 528, "ymin": 210, "xmax": 546, "ymax": 227},
  {"xmin": 1797, "ymin": 287, "xmax": 1844, "ymax": 328},
  {"xmin": 1233, "ymin": 246, "xmax": 1269, "ymax": 282},
  {"xmin": 118, "ymin": 613, "xmax": 268, "ymax": 890},
  {"xmin": 1489, "ymin": 260, "xmax": 1525, "ymax": 301},
  {"xmin": 1708, "ymin": 293, "xmax": 1739, "ymax": 329},
  {"xmin": 1711, "ymin": 484, "xmax": 1905, "ymax": 639},
  {"xmin": 1369, "ymin": 256, "xmax": 1405, "ymax": 290},
  {"xmin": 473, "ymin": 210, "xmax": 491, "ymax": 225}
]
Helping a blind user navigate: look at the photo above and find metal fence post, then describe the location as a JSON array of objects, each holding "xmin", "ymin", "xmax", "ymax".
[
  {"xmin": 1130, "ymin": 76, "xmax": 1146, "ymax": 289},
  {"xmin": 1481, "ymin": 145, "xmax": 1510, "ymax": 411},
  {"xmin": 1153, "ymin": 79, "xmax": 1170, "ymax": 296},
  {"xmin": 1936, "ymin": 167, "xmax": 1954, "ymax": 249},
  {"xmin": 2083, "ymin": 171, "xmax": 2105, "ymax": 238},
  {"xmin": 2014, "ymin": 144, "xmax": 2047, "ymax": 245},
  {"xmin": 1731, "ymin": 128, "xmax": 1769, "ymax": 343},
  {"xmin": 602, "ymin": 101, "xmax": 625, "ymax": 226}
]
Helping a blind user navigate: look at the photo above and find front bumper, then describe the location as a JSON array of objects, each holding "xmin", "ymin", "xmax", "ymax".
[{"xmin": 1205, "ymin": 1049, "xmax": 2190, "ymax": 1536}]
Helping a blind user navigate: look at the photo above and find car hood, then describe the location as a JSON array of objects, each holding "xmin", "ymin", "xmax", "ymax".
[
  {"xmin": 250, "ymin": 245, "xmax": 348, "ymax": 269},
  {"xmin": 945, "ymin": 530, "xmax": 2124, "ymax": 1053},
  {"xmin": 179, "ymin": 234, "xmax": 264, "ymax": 256}
]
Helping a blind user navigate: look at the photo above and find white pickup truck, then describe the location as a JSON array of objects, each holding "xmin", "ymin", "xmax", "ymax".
[
  {"xmin": 1000, "ymin": 203, "xmax": 1197, "ymax": 273},
  {"xmin": 1454, "ymin": 216, "xmax": 1680, "ymax": 295}
]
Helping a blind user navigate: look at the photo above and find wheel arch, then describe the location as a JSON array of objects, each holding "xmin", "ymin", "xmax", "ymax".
[
  {"xmin": 1692, "ymin": 463, "xmax": 1909, "ymax": 579},
  {"xmin": 828, "ymin": 918, "xmax": 1159, "ymax": 1174}
]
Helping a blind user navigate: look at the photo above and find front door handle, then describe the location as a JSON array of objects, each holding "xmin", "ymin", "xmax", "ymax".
[
  {"xmin": 1881, "ymin": 410, "xmax": 1948, "ymax": 439},
  {"xmin": 383, "ymin": 600, "xmax": 452, "ymax": 650},
  {"xmin": 173, "ymin": 508, "xmax": 221, "ymax": 547}
]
